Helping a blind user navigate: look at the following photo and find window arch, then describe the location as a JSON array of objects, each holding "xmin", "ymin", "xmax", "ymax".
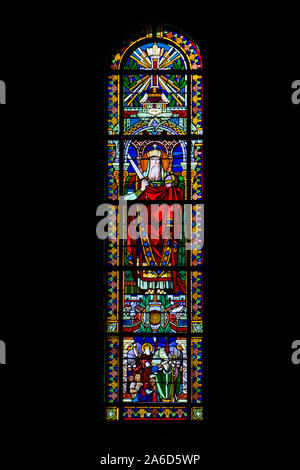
[{"xmin": 102, "ymin": 24, "xmax": 204, "ymax": 422}]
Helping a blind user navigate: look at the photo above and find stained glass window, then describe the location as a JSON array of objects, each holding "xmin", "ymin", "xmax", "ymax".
[{"xmin": 101, "ymin": 24, "xmax": 204, "ymax": 422}]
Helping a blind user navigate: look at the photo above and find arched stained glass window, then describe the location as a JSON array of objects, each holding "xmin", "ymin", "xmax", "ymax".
[{"xmin": 102, "ymin": 24, "xmax": 204, "ymax": 422}]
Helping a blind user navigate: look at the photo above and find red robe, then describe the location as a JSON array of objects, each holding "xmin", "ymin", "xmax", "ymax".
[{"xmin": 127, "ymin": 182, "xmax": 186, "ymax": 294}]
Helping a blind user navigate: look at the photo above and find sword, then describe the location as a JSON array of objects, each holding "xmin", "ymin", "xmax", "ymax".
[{"xmin": 127, "ymin": 153, "xmax": 144, "ymax": 180}]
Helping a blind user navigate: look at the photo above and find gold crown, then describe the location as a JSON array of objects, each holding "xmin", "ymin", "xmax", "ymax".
[{"xmin": 146, "ymin": 43, "xmax": 162, "ymax": 59}]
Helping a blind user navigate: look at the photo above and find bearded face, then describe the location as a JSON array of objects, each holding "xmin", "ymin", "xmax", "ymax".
[{"xmin": 148, "ymin": 157, "xmax": 161, "ymax": 181}]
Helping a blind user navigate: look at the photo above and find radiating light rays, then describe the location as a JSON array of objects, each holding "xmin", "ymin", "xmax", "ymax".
[
  {"xmin": 124, "ymin": 73, "xmax": 185, "ymax": 108},
  {"xmin": 125, "ymin": 43, "xmax": 186, "ymax": 108},
  {"xmin": 158, "ymin": 76, "xmax": 185, "ymax": 105},
  {"xmin": 124, "ymin": 75, "xmax": 152, "ymax": 106},
  {"xmin": 130, "ymin": 48, "xmax": 152, "ymax": 69},
  {"xmin": 129, "ymin": 43, "xmax": 182, "ymax": 71},
  {"xmin": 159, "ymin": 75, "xmax": 181, "ymax": 92},
  {"xmin": 159, "ymin": 49, "xmax": 181, "ymax": 69}
]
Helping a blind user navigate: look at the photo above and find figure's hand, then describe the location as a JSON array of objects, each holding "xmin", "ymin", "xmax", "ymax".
[{"xmin": 141, "ymin": 178, "xmax": 150, "ymax": 192}]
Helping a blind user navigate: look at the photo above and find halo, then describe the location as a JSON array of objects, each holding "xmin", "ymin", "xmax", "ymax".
[
  {"xmin": 141, "ymin": 342, "xmax": 153, "ymax": 353},
  {"xmin": 140, "ymin": 150, "xmax": 170, "ymax": 173}
]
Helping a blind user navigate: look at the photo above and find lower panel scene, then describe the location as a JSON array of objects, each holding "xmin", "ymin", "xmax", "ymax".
[{"xmin": 103, "ymin": 336, "xmax": 203, "ymax": 421}]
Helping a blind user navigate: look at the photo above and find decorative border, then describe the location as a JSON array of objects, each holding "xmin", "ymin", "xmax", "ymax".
[
  {"xmin": 157, "ymin": 26, "xmax": 202, "ymax": 70},
  {"xmin": 123, "ymin": 407, "xmax": 188, "ymax": 420},
  {"xmin": 192, "ymin": 407, "xmax": 203, "ymax": 421},
  {"xmin": 106, "ymin": 141, "xmax": 120, "ymax": 200},
  {"xmin": 191, "ymin": 337, "xmax": 203, "ymax": 403},
  {"xmin": 192, "ymin": 140, "xmax": 203, "ymax": 199},
  {"xmin": 110, "ymin": 25, "xmax": 153, "ymax": 70},
  {"xmin": 105, "ymin": 337, "xmax": 119, "ymax": 403},
  {"xmin": 105, "ymin": 407, "xmax": 119, "ymax": 421},
  {"xmin": 107, "ymin": 76, "xmax": 120, "ymax": 135},
  {"xmin": 192, "ymin": 205, "xmax": 203, "ymax": 266},
  {"xmin": 106, "ymin": 272, "xmax": 119, "ymax": 333},
  {"xmin": 191, "ymin": 273, "xmax": 203, "ymax": 333},
  {"xmin": 191, "ymin": 76, "xmax": 203, "ymax": 134}
]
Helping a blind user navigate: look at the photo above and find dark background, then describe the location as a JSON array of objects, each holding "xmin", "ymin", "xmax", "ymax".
[{"xmin": 0, "ymin": 5, "xmax": 299, "ymax": 467}]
